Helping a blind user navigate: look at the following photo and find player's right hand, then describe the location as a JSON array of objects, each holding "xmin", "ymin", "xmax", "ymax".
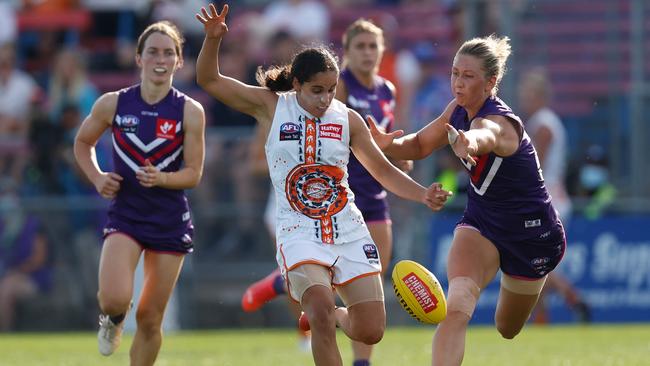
[
  {"xmin": 196, "ymin": 3, "xmax": 229, "ymax": 39},
  {"xmin": 424, "ymin": 182, "xmax": 452, "ymax": 211},
  {"xmin": 94, "ymin": 172, "xmax": 123, "ymax": 199}
]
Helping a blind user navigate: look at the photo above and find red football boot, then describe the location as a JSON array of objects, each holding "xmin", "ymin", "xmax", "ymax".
[
  {"xmin": 241, "ymin": 268, "xmax": 283, "ymax": 312},
  {"xmin": 298, "ymin": 312, "xmax": 310, "ymax": 332}
]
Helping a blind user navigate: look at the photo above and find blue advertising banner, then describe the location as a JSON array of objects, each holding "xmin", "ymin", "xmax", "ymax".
[{"xmin": 427, "ymin": 213, "xmax": 650, "ymax": 324}]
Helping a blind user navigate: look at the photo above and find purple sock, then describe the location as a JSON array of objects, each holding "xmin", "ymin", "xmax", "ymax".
[
  {"xmin": 272, "ymin": 273, "xmax": 286, "ymax": 294},
  {"xmin": 353, "ymin": 360, "xmax": 370, "ymax": 366}
]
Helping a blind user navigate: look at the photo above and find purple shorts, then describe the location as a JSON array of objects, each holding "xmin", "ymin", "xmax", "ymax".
[
  {"xmin": 457, "ymin": 205, "xmax": 566, "ymax": 279},
  {"xmin": 356, "ymin": 196, "xmax": 391, "ymax": 223},
  {"xmin": 103, "ymin": 214, "xmax": 194, "ymax": 254}
]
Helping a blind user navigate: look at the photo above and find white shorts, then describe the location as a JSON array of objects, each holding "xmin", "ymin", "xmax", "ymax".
[{"xmin": 276, "ymin": 235, "xmax": 382, "ymax": 291}]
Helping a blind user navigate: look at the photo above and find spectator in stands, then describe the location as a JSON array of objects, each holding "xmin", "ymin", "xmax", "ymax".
[
  {"xmin": 20, "ymin": 0, "xmax": 80, "ymax": 12},
  {"xmin": 0, "ymin": 42, "xmax": 38, "ymax": 188},
  {"xmin": 577, "ymin": 144, "xmax": 616, "ymax": 220},
  {"xmin": 47, "ymin": 48, "xmax": 99, "ymax": 121},
  {"xmin": 82, "ymin": 0, "xmax": 151, "ymax": 71},
  {"xmin": 409, "ymin": 41, "xmax": 453, "ymax": 131},
  {"xmin": 0, "ymin": 189, "xmax": 52, "ymax": 332},
  {"xmin": 254, "ymin": 0, "xmax": 330, "ymax": 44},
  {"xmin": 518, "ymin": 68, "xmax": 590, "ymax": 324},
  {"xmin": 16, "ymin": 0, "xmax": 85, "ymax": 76},
  {"xmin": 150, "ymin": 0, "xmax": 210, "ymax": 58},
  {"xmin": 372, "ymin": 12, "xmax": 420, "ymax": 131},
  {"xmin": 0, "ymin": 3, "xmax": 17, "ymax": 46}
]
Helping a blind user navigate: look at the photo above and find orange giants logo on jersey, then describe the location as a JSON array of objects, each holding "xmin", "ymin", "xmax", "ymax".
[
  {"xmin": 156, "ymin": 118, "xmax": 178, "ymax": 139},
  {"xmin": 285, "ymin": 164, "xmax": 348, "ymax": 217},
  {"xmin": 285, "ymin": 164, "xmax": 348, "ymax": 243}
]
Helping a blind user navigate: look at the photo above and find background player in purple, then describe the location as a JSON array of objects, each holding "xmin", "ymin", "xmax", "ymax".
[
  {"xmin": 73, "ymin": 21, "xmax": 206, "ymax": 365},
  {"xmin": 371, "ymin": 35, "xmax": 566, "ymax": 366},
  {"xmin": 335, "ymin": 18, "xmax": 412, "ymax": 366}
]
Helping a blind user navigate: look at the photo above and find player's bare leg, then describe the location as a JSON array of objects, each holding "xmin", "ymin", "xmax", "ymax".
[
  {"xmin": 301, "ymin": 284, "xmax": 341, "ymax": 366},
  {"xmin": 432, "ymin": 228, "xmax": 499, "ymax": 366},
  {"xmin": 97, "ymin": 234, "xmax": 141, "ymax": 356},
  {"xmin": 351, "ymin": 222, "xmax": 391, "ymax": 365},
  {"xmin": 334, "ymin": 301, "xmax": 385, "ymax": 345},
  {"xmin": 496, "ymin": 273, "xmax": 546, "ymax": 339},
  {"xmin": 130, "ymin": 250, "xmax": 184, "ymax": 366}
]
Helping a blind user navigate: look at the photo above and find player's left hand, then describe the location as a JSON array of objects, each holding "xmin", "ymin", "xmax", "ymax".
[
  {"xmin": 446, "ymin": 123, "xmax": 477, "ymax": 166},
  {"xmin": 136, "ymin": 159, "xmax": 165, "ymax": 188},
  {"xmin": 424, "ymin": 182, "xmax": 452, "ymax": 211},
  {"xmin": 367, "ymin": 115, "xmax": 403, "ymax": 151}
]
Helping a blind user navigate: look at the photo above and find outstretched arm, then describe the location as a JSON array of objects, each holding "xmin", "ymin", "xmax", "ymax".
[
  {"xmin": 195, "ymin": 4, "xmax": 277, "ymax": 124},
  {"xmin": 446, "ymin": 114, "xmax": 520, "ymax": 166},
  {"xmin": 349, "ymin": 110, "xmax": 451, "ymax": 211},
  {"xmin": 371, "ymin": 100, "xmax": 456, "ymax": 160}
]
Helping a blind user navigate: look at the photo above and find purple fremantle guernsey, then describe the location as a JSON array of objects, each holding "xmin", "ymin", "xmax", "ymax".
[
  {"xmin": 451, "ymin": 96, "xmax": 565, "ymax": 278},
  {"xmin": 105, "ymin": 85, "xmax": 193, "ymax": 253},
  {"xmin": 340, "ymin": 68, "xmax": 395, "ymax": 222}
]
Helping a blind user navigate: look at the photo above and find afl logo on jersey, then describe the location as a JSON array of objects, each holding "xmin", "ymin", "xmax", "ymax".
[
  {"xmin": 156, "ymin": 118, "xmax": 178, "ymax": 139},
  {"xmin": 280, "ymin": 122, "xmax": 301, "ymax": 141},
  {"xmin": 115, "ymin": 114, "xmax": 140, "ymax": 133},
  {"xmin": 285, "ymin": 164, "xmax": 348, "ymax": 218}
]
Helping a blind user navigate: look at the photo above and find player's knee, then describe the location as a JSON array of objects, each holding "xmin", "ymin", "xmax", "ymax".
[
  {"xmin": 354, "ymin": 324, "xmax": 384, "ymax": 345},
  {"xmin": 305, "ymin": 302, "xmax": 336, "ymax": 332},
  {"xmin": 446, "ymin": 276, "xmax": 480, "ymax": 319},
  {"xmin": 97, "ymin": 292, "xmax": 131, "ymax": 316},
  {"xmin": 135, "ymin": 306, "xmax": 163, "ymax": 335}
]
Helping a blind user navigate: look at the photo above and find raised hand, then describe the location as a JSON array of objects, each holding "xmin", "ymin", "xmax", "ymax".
[
  {"xmin": 136, "ymin": 159, "xmax": 165, "ymax": 188},
  {"xmin": 424, "ymin": 182, "xmax": 452, "ymax": 211},
  {"xmin": 196, "ymin": 3, "xmax": 229, "ymax": 39},
  {"xmin": 367, "ymin": 115, "xmax": 403, "ymax": 151},
  {"xmin": 94, "ymin": 172, "xmax": 123, "ymax": 199},
  {"xmin": 445, "ymin": 123, "xmax": 477, "ymax": 166}
]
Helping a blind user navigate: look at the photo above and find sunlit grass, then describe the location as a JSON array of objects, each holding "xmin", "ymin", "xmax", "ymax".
[{"xmin": 0, "ymin": 324, "xmax": 648, "ymax": 365}]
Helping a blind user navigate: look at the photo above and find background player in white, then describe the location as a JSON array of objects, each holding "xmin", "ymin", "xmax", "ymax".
[{"xmin": 519, "ymin": 68, "xmax": 590, "ymax": 324}]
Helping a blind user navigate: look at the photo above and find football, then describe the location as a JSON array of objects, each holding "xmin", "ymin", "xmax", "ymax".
[{"xmin": 391, "ymin": 260, "xmax": 447, "ymax": 324}]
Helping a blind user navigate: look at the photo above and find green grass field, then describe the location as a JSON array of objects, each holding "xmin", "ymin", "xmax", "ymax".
[{"xmin": 1, "ymin": 324, "xmax": 648, "ymax": 366}]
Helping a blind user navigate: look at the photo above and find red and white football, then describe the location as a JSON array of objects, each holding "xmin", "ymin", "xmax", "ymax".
[{"xmin": 392, "ymin": 260, "xmax": 447, "ymax": 324}]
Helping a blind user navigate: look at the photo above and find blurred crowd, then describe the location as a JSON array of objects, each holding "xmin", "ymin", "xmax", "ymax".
[{"xmin": 0, "ymin": 0, "xmax": 616, "ymax": 331}]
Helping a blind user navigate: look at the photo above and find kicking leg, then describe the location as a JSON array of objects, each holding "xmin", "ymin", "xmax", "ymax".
[{"xmin": 432, "ymin": 227, "xmax": 499, "ymax": 366}]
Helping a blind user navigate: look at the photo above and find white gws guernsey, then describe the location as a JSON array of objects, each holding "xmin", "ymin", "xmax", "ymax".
[{"xmin": 265, "ymin": 91, "xmax": 370, "ymax": 245}]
